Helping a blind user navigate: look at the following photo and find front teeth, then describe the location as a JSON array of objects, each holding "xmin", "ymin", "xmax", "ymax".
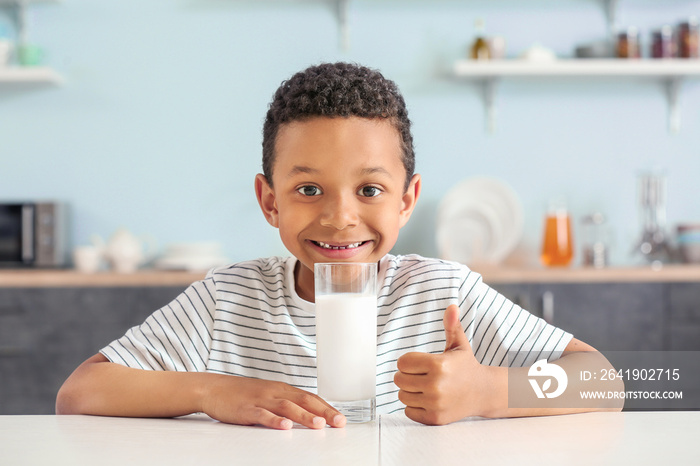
[{"xmin": 317, "ymin": 241, "xmax": 362, "ymax": 250}]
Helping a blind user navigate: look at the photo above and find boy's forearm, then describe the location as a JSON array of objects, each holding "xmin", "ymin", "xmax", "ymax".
[
  {"xmin": 480, "ymin": 351, "xmax": 624, "ymax": 419},
  {"xmin": 56, "ymin": 355, "xmax": 210, "ymax": 418},
  {"xmin": 57, "ymin": 354, "xmax": 346, "ymax": 430}
]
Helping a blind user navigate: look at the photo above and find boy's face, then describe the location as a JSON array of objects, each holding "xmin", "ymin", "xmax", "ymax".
[{"xmin": 255, "ymin": 116, "xmax": 421, "ymax": 300}]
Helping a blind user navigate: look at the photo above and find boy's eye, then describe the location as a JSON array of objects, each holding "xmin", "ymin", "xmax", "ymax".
[
  {"xmin": 297, "ymin": 185, "xmax": 322, "ymax": 196},
  {"xmin": 358, "ymin": 186, "xmax": 382, "ymax": 198}
]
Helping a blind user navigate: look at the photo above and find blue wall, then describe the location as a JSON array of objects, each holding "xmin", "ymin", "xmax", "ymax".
[{"xmin": 2, "ymin": 0, "xmax": 699, "ymax": 267}]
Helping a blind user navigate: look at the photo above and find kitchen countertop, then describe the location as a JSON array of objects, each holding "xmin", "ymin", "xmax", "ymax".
[
  {"xmin": 2, "ymin": 264, "xmax": 700, "ymax": 287},
  {"xmin": 0, "ymin": 412, "xmax": 696, "ymax": 465},
  {"xmin": 474, "ymin": 263, "xmax": 700, "ymax": 284},
  {"xmin": 0, "ymin": 269, "xmax": 206, "ymax": 287}
]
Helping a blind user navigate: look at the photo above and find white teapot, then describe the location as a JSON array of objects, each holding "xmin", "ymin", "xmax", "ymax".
[{"xmin": 93, "ymin": 228, "xmax": 156, "ymax": 273}]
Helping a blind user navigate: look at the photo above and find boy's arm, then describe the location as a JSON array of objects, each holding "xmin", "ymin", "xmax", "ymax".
[
  {"xmin": 394, "ymin": 305, "xmax": 624, "ymax": 425},
  {"xmin": 56, "ymin": 353, "xmax": 346, "ymax": 430}
]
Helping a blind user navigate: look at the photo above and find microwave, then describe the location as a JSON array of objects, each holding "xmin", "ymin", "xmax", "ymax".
[{"xmin": 0, "ymin": 202, "xmax": 66, "ymax": 267}]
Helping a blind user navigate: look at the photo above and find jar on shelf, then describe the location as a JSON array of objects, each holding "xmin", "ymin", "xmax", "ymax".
[
  {"xmin": 651, "ymin": 26, "xmax": 675, "ymax": 59},
  {"xmin": 617, "ymin": 27, "xmax": 641, "ymax": 58},
  {"xmin": 677, "ymin": 17, "xmax": 699, "ymax": 58},
  {"xmin": 488, "ymin": 36, "xmax": 506, "ymax": 60}
]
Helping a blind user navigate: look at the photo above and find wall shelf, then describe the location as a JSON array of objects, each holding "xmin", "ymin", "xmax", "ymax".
[
  {"xmin": 454, "ymin": 59, "xmax": 700, "ymax": 77},
  {"xmin": 453, "ymin": 59, "xmax": 700, "ymax": 134},
  {"xmin": 0, "ymin": 66, "xmax": 62, "ymax": 84},
  {"xmin": 0, "ymin": 0, "xmax": 62, "ymax": 85}
]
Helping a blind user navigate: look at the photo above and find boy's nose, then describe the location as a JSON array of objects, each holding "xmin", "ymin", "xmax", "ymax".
[{"xmin": 319, "ymin": 194, "xmax": 359, "ymax": 230}]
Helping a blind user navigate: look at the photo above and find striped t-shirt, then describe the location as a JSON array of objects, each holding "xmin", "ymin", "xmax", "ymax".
[{"xmin": 101, "ymin": 254, "xmax": 572, "ymax": 415}]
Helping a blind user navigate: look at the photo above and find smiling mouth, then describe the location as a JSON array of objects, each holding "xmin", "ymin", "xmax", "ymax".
[{"xmin": 312, "ymin": 240, "xmax": 368, "ymax": 250}]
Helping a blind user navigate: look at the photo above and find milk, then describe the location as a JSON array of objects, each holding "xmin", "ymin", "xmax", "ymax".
[{"xmin": 315, "ymin": 293, "xmax": 377, "ymax": 402}]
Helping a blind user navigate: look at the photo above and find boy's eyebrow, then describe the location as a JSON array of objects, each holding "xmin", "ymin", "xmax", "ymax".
[
  {"xmin": 360, "ymin": 167, "xmax": 392, "ymax": 177},
  {"xmin": 287, "ymin": 166, "xmax": 319, "ymax": 177}
]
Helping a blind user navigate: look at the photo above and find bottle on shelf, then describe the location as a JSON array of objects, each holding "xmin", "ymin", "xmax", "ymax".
[
  {"xmin": 470, "ymin": 18, "xmax": 491, "ymax": 60},
  {"xmin": 617, "ymin": 27, "xmax": 641, "ymax": 58},
  {"xmin": 651, "ymin": 26, "xmax": 675, "ymax": 59},
  {"xmin": 678, "ymin": 17, "xmax": 699, "ymax": 58}
]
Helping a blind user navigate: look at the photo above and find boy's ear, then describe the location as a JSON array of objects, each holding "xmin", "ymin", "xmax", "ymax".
[
  {"xmin": 399, "ymin": 174, "xmax": 421, "ymax": 228},
  {"xmin": 255, "ymin": 174, "xmax": 279, "ymax": 228}
]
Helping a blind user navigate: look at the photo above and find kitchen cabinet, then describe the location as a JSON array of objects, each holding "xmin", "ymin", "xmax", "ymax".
[
  {"xmin": 535, "ymin": 282, "xmax": 665, "ymax": 351},
  {"xmin": 0, "ymin": 0, "xmax": 62, "ymax": 85},
  {"xmin": 668, "ymin": 283, "xmax": 700, "ymax": 351},
  {"xmin": 491, "ymin": 281, "xmax": 700, "ymax": 352},
  {"xmin": 0, "ymin": 286, "xmax": 185, "ymax": 415}
]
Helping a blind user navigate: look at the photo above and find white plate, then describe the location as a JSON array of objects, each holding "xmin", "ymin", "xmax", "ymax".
[{"xmin": 436, "ymin": 177, "xmax": 523, "ymax": 266}]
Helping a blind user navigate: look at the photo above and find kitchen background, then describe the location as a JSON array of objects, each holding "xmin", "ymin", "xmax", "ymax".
[{"xmin": 2, "ymin": 0, "xmax": 700, "ymax": 268}]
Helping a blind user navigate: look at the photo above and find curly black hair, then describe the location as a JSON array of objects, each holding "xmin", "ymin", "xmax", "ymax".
[{"xmin": 262, "ymin": 62, "xmax": 415, "ymax": 190}]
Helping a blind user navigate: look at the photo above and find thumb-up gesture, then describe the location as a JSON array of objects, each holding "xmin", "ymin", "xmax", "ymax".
[{"xmin": 394, "ymin": 304, "xmax": 493, "ymax": 425}]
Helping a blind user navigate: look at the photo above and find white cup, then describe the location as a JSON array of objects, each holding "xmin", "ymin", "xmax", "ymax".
[
  {"xmin": 315, "ymin": 262, "xmax": 378, "ymax": 423},
  {"xmin": 73, "ymin": 246, "xmax": 103, "ymax": 273}
]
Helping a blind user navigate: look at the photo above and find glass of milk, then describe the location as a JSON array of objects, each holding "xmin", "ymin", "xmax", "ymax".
[{"xmin": 314, "ymin": 262, "xmax": 378, "ymax": 423}]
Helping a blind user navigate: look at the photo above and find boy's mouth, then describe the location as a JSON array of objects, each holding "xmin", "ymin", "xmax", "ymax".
[{"xmin": 312, "ymin": 240, "xmax": 368, "ymax": 250}]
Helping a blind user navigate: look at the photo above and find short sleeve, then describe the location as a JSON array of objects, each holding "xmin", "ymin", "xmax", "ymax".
[
  {"xmin": 100, "ymin": 276, "xmax": 217, "ymax": 372},
  {"xmin": 459, "ymin": 274, "xmax": 572, "ymax": 368}
]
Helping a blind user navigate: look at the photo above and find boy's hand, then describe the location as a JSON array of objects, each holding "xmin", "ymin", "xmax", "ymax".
[
  {"xmin": 202, "ymin": 376, "xmax": 346, "ymax": 430},
  {"xmin": 394, "ymin": 304, "xmax": 492, "ymax": 425}
]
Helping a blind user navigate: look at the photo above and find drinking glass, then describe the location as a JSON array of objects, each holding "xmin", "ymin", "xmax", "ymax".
[
  {"xmin": 540, "ymin": 200, "xmax": 574, "ymax": 267},
  {"xmin": 315, "ymin": 262, "xmax": 377, "ymax": 423},
  {"xmin": 581, "ymin": 212, "xmax": 610, "ymax": 268}
]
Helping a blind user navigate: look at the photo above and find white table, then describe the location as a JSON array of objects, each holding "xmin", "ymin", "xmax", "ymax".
[{"xmin": 1, "ymin": 412, "xmax": 697, "ymax": 465}]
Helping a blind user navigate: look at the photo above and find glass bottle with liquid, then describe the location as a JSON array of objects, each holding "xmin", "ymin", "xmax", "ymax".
[
  {"xmin": 540, "ymin": 200, "xmax": 574, "ymax": 267},
  {"xmin": 470, "ymin": 19, "xmax": 491, "ymax": 60},
  {"xmin": 617, "ymin": 27, "xmax": 641, "ymax": 58},
  {"xmin": 651, "ymin": 26, "xmax": 675, "ymax": 59},
  {"xmin": 678, "ymin": 17, "xmax": 699, "ymax": 58}
]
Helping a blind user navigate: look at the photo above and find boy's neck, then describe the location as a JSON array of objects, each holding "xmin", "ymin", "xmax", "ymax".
[{"xmin": 294, "ymin": 260, "xmax": 316, "ymax": 303}]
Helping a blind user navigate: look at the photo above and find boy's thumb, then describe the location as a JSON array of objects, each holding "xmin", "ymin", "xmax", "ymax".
[{"xmin": 443, "ymin": 304, "xmax": 471, "ymax": 353}]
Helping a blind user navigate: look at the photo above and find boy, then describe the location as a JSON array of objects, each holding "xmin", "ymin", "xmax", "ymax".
[{"xmin": 57, "ymin": 62, "xmax": 620, "ymax": 430}]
